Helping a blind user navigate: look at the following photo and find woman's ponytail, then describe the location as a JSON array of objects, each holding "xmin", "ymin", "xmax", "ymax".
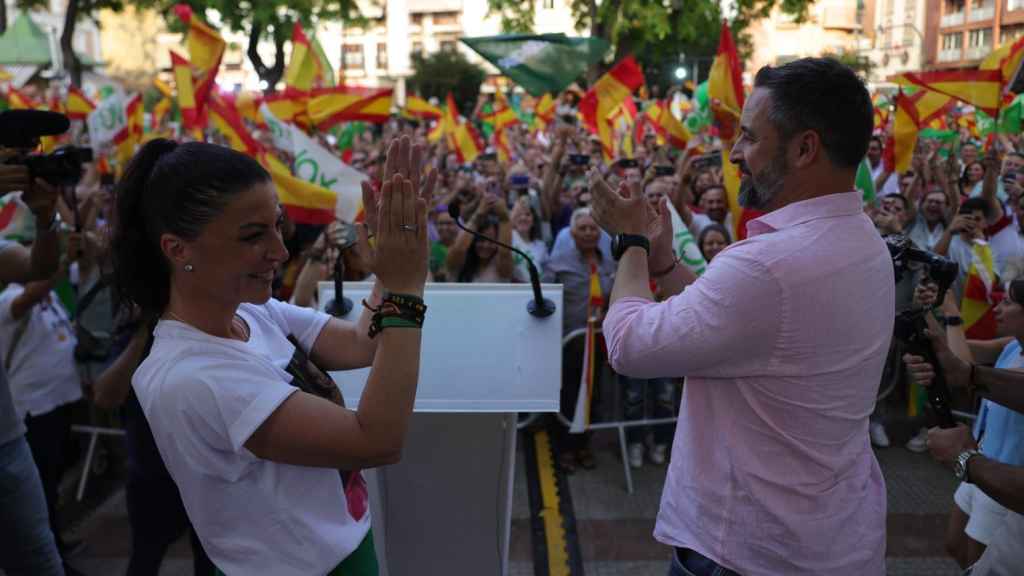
[{"xmin": 111, "ymin": 138, "xmax": 178, "ymax": 315}]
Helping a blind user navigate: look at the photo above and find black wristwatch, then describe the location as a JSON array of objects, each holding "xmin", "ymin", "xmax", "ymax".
[
  {"xmin": 611, "ymin": 234, "xmax": 650, "ymax": 261},
  {"xmin": 944, "ymin": 316, "xmax": 964, "ymax": 327}
]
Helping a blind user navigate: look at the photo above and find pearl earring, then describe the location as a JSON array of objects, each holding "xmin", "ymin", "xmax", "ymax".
[{"xmin": 184, "ymin": 264, "xmax": 194, "ymax": 272}]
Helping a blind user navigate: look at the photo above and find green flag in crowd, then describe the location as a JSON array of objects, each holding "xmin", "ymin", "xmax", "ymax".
[
  {"xmin": 855, "ymin": 158, "xmax": 876, "ymax": 205},
  {"xmin": 460, "ymin": 34, "xmax": 610, "ymax": 96}
]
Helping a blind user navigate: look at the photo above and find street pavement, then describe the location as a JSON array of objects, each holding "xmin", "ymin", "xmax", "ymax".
[{"xmin": 48, "ymin": 426, "xmax": 962, "ymax": 575}]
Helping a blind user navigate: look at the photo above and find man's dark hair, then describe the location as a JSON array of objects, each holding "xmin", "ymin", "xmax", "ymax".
[
  {"xmin": 753, "ymin": 58, "xmax": 872, "ymax": 170},
  {"xmin": 870, "ymin": 136, "xmax": 884, "ymax": 149},
  {"xmin": 883, "ymin": 192, "xmax": 910, "ymax": 213},
  {"xmin": 961, "ymin": 196, "xmax": 992, "ymax": 219}
]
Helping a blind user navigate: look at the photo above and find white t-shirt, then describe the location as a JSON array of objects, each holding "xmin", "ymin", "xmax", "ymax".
[
  {"xmin": 512, "ymin": 230, "xmax": 548, "ymax": 283},
  {"xmin": 907, "ymin": 214, "xmax": 945, "ymax": 253},
  {"xmin": 968, "ymin": 511, "xmax": 1024, "ymax": 575},
  {"xmin": 133, "ymin": 299, "xmax": 370, "ymax": 576},
  {"xmin": 689, "ymin": 211, "xmax": 734, "ymax": 239},
  {"xmin": 0, "ymin": 284, "xmax": 82, "ymax": 419}
]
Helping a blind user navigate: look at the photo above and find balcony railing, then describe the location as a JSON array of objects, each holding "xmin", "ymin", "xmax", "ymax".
[
  {"xmin": 970, "ymin": 5, "xmax": 995, "ymax": 21},
  {"xmin": 965, "ymin": 45, "xmax": 991, "ymax": 58},
  {"xmin": 941, "ymin": 11, "xmax": 965, "ymax": 26},
  {"xmin": 938, "ymin": 48, "xmax": 964, "ymax": 61}
]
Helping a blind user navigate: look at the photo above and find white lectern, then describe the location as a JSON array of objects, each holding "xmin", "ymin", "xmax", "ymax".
[{"xmin": 317, "ymin": 282, "xmax": 562, "ymax": 575}]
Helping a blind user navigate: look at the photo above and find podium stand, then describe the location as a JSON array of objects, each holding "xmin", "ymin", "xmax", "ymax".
[{"xmin": 318, "ymin": 282, "xmax": 562, "ymax": 575}]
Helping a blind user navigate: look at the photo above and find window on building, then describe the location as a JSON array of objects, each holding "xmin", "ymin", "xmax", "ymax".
[
  {"xmin": 1002, "ymin": 25, "xmax": 1024, "ymax": 44},
  {"xmin": 969, "ymin": 27, "xmax": 992, "ymax": 47},
  {"xmin": 377, "ymin": 43, "xmax": 388, "ymax": 69},
  {"xmin": 411, "ymin": 13, "xmax": 424, "ymax": 25},
  {"xmin": 433, "ymin": 11, "xmax": 460, "ymax": 26},
  {"xmin": 543, "ymin": 0, "xmax": 555, "ymax": 7},
  {"xmin": 943, "ymin": 32, "xmax": 964, "ymax": 49},
  {"xmin": 944, "ymin": 0, "xmax": 965, "ymax": 13},
  {"xmin": 440, "ymin": 40, "xmax": 457, "ymax": 53},
  {"xmin": 342, "ymin": 44, "xmax": 365, "ymax": 70}
]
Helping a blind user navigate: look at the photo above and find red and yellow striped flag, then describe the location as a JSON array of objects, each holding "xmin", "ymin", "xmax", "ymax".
[
  {"xmin": 893, "ymin": 88, "xmax": 955, "ymax": 173},
  {"xmin": 981, "ymin": 35, "xmax": 1024, "ymax": 95},
  {"xmin": 570, "ymin": 262, "xmax": 605, "ymax": 433},
  {"xmin": 173, "ymin": 3, "xmax": 225, "ymax": 74},
  {"xmin": 170, "ymin": 51, "xmax": 200, "ymax": 130},
  {"xmin": 263, "ymin": 154, "xmax": 338, "ymax": 225},
  {"xmin": 151, "ymin": 97, "xmax": 171, "ymax": 131},
  {"xmin": 308, "ymin": 86, "xmax": 393, "ymax": 129},
  {"xmin": 8, "ymin": 87, "xmax": 38, "ymax": 110},
  {"xmin": 534, "ymin": 93, "xmax": 555, "ymax": 128},
  {"xmin": 579, "ymin": 56, "xmax": 644, "ymax": 162},
  {"xmin": 722, "ymin": 148, "xmax": 763, "ymax": 241},
  {"xmin": 962, "ymin": 241, "xmax": 998, "ymax": 339},
  {"xmin": 708, "ymin": 21, "xmax": 745, "ymax": 142},
  {"xmin": 403, "ymin": 95, "xmax": 443, "ymax": 119},
  {"xmin": 65, "ymin": 86, "xmax": 95, "ymax": 119},
  {"xmin": 645, "ymin": 100, "xmax": 691, "ymax": 150},
  {"xmin": 284, "ymin": 23, "xmax": 316, "ymax": 93},
  {"xmin": 892, "ymin": 70, "xmax": 1002, "ymax": 118},
  {"xmin": 208, "ymin": 93, "xmax": 264, "ymax": 156}
]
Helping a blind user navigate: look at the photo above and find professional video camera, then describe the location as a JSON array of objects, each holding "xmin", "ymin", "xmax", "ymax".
[
  {"xmin": 0, "ymin": 109, "xmax": 92, "ymax": 186},
  {"xmin": 887, "ymin": 234, "xmax": 959, "ymax": 428}
]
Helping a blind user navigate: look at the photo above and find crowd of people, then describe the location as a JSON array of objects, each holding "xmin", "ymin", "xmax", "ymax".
[{"xmin": 2, "ymin": 55, "xmax": 1024, "ymax": 574}]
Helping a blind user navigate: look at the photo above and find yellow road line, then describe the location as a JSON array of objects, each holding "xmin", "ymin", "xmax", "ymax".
[{"xmin": 534, "ymin": 430, "xmax": 570, "ymax": 576}]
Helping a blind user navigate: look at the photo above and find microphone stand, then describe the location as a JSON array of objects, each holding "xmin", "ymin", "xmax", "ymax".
[
  {"xmin": 325, "ymin": 248, "xmax": 353, "ymax": 317},
  {"xmin": 449, "ymin": 204, "xmax": 555, "ymax": 318}
]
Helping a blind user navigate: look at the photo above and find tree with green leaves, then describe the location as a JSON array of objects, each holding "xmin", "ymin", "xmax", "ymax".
[
  {"xmin": 487, "ymin": 0, "xmax": 815, "ymax": 88},
  {"xmin": 10, "ymin": 0, "xmax": 126, "ymax": 86},
  {"xmin": 135, "ymin": 0, "xmax": 368, "ymax": 92},
  {"xmin": 407, "ymin": 50, "xmax": 486, "ymax": 118}
]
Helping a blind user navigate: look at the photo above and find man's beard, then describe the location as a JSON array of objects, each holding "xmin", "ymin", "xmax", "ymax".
[{"xmin": 739, "ymin": 150, "xmax": 788, "ymax": 210}]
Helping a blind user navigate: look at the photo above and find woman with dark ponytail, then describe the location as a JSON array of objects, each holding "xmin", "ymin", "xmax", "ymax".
[{"xmin": 112, "ymin": 136, "xmax": 434, "ymax": 576}]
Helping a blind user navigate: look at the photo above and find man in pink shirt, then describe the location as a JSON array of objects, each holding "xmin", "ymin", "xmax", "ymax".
[{"xmin": 589, "ymin": 58, "xmax": 892, "ymax": 575}]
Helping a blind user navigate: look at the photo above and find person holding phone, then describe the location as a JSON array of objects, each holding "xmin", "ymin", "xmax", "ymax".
[{"xmin": 446, "ymin": 195, "xmax": 517, "ymax": 283}]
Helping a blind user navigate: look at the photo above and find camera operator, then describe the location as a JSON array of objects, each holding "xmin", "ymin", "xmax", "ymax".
[
  {"xmin": 0, "ymin": 148, "xmax": 64, "ymax": 575},
  {"xmin": 903, "ymin": 310, "xmax": 1024, "ymax": 575}
]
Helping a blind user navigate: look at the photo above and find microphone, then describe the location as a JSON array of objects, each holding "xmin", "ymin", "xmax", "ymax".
[
  {"xmin": 449, "ymin": 203, "xmax": 555, "ymax": 318},
  {"xmin": 325, "ymin": 248, "xmax": 353, "ymax": 317},
  {"xmin": 0, "ymin": 110, "xmax": 71, "ymax": 148}
]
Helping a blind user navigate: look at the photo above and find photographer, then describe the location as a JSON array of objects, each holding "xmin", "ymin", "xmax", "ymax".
[
  {"xmin": 903, "ymin": 308, "xmax": 1024, "ymax": 574},
  {"xmin": 0, "ymin": 149, "xmax": 64, "ymax": 575}
]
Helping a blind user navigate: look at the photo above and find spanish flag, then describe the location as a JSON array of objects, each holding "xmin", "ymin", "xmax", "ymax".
[
  {"xmin": 233, "ymin": 91, "xmax": 264, "ymax": 126},
  {"xmin": 651, "ymin": 100, "xmax": 691, "ymax": 150},
  {"xmin": 171, "ymin": 51, "xmax": 200, "ymax": 130},
  {"xmin": 208, "ymin": 93, "xmax": 264, "ymax": 156},
  {"xmin": 579, "ymin": 56, "xmax": 644, "ymax": 162},
  {"xmin": 263, "ymin": 92, "xmax": 304, "ymax": 124},
  {"xmin": 962, "ymin": 240, "xmax": 998, "ymax": 339},
  {"xmin": 310, "ymin": 35, "xmax": 336, "ymax": 88},
  {"xmin": 284, "ymin": 23, "xmax": 316, "ymax": 93},
  {"xmin": 8, "ymin": 87, "xmax": 38, "ymax": 110},
  {"xmin": 442, "ymin": 93, "xmax": 484, "ymax": 163},
  {"xmin": 532, "ymin": 92, "xmax": 556, "ymax": 133},
  {"xmin": 404, "ymin": 95, "xmax": 443, "ymax": 119},
  {"xmin": 262, "ymin": 154, "xmax": 339, "ymax": 226},
  {"xmin": 708, "ymin": 21, "xmax": 745, "ymax": 142},
  {"xmin": 65, "ymin": 86, "xmax": 96, "ymax": 120},
  {"xmin": 892, "ymin": 70, "xmax": 1003, "ymax": 118},
  {"xmin": 154, "ymin": 78, "xmax": 174, "ymax": 99},
  {"xmin": 308, "ymin": 86, "xmax": 393, "ymax": 129},
  {"xmin": 893, "ymin": 88, "xmax": 954, "ymax": 173},
  {"xmin": 151, "ymin": 97, "xmax": 172, "ymax": 131},
  {"xmin": 981, "ymin": 35, "xmax": 1024, "ymax": 94},
  {"xmin": 122, "ymin": 93, "xmax": 144, "ymax": 142},
  {"xmin": 722, "ymin": 148, "xmax": 763, "ymax": 241},
  {"xmin": 173, "ymin": 3, "xmax": 225, "ymax": 74},
  {"xmin": 570, "ymin": 262, "xmax": 605, "ymax": 434}
]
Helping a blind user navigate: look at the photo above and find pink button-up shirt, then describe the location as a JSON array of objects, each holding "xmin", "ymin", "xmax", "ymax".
[{"xmin": 604, "ymin": 192, "xmax": 892, "ymax": 575}]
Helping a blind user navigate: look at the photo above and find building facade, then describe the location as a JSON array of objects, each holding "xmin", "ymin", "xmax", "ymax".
[
  {"xmin": 924, "ymin": 0, "xmax": 1024, "ymax": 69},
  {"xmin": 861, "ymin": 0, "xmax": 929, "ymax": 82},
  {"xmin": 745, "ymin": 0, "xmax": 865, "ymax": 80}
]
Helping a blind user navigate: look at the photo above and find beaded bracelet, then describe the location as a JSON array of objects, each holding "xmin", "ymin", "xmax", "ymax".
[{"xmin": 364, "ymin": 292, "xmax": 427, "ymax": 338}]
